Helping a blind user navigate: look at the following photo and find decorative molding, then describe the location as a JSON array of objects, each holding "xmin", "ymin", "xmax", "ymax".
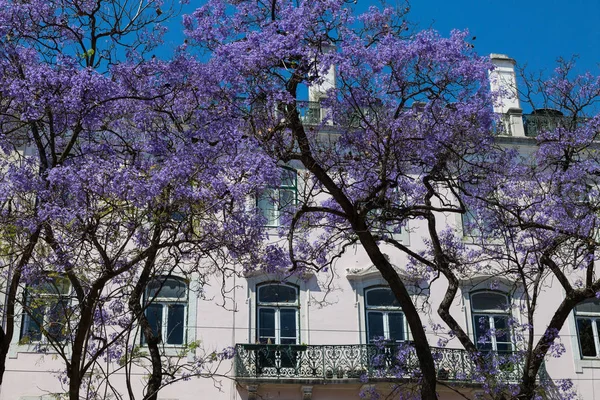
[
  {"xmin": 301, "ymin": 385, "xmax": 313, "ymax": 400},
  {"xmin": 359, "ymin": 384, "xmax": 376, "ymax": 399},
  {"xmin": 243, "ymin": 269, "xmax": 315, "ymax": 279},
  {"xmin": 457, "ymin": 274, "xmax": 520, "ymax": 291},
  {"xmin": 246, "ymin": 385, "xmax": 259, "ymax": 400},
  {"xmin": 345, "ymin": 263, "xmax": 417, "ymax": 284}
]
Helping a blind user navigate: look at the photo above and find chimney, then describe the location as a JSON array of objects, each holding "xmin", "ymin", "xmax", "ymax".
[
  {"xmin": 308, "ymin": 44, "xmax": 336, "ymax": 102},
  {"xmin": 308, "ymin": 63, "xmax": 336, "ymax": 102},
  {"xmin": 490, "ymin": 54, "xmax": 525, "ymax": 136}
]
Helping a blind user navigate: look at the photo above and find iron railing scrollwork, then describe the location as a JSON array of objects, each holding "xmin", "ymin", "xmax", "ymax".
[
  {"xmin": 234, "ymin": 343, "xmax": 524, "ymax": 383},
  {"xmin": 523, "ymin": 114, "xmax": 588, "ymax": 137}
]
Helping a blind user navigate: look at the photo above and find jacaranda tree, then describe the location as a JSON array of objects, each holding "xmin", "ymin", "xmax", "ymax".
[
  {"xmin": 184, "ymin": 0, "xmax": 600, "ymax": 399},
  {"xmin": 0, "ymin": 1, "xmax": 280, "ymax": 399},
  {"xmin": 184, "ymin": 0, "xmax": 498, "ymax": 398}
]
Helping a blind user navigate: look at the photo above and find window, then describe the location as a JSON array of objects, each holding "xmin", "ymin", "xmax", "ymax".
[
  {"xmin": 257, "ymin": 168, "xmax": 297, "ymax": 227},
  {"xmin": 256, "ymin": 283, "xmax": 299, "ymax": 344},
  {"xmin": 470, "ymin": 291, "xmax": 512, "ymax": 352},
  {"xmin": 462, "ymin": 207, "xmax": 482, "ymax": 237},
  {"xmin": 21, "ymin": 277, "xmax": 70, "ymax": 343},
  {"xmin": 461, "ymin": 182, "xmax": 488, "ymax": 238},
  {"xmin": 143, "ymin": 276, "xmax": 187, "ymax": 346},
  {"xmin": 575, "ymin": 299, "xmax": 600, "ymax": 358},
  {"xmin": 366, "ymin": 208, "xmax": 403, "ymax": 239},
  {"xmin": 365, "ymin": 287, "xmax": 405, "ymax": 343}
]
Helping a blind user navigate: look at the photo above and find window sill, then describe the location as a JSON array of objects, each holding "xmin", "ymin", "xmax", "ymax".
[
  {"xmin": 574, "ymin": 357, "xmax": 600, "ymax": 373},
  {"xmin": 139, "ymin": 344, "xmax": 192, "ymax": 358},
  {"xmin": 9, "ymin": 342, "xmax": 67, "ymax": 358}
]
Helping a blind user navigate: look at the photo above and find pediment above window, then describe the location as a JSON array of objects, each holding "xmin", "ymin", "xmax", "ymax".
[
  {"xmin": 243, "ymin": 268, "xmax": 315, "ymax": 280},
  {"xmin": 458, "ymin": 274, "xmax": 518, "ymax": 292},
  {"xmin": 345, "ymin": 264, "xmax": 417, "ymax": 284}
]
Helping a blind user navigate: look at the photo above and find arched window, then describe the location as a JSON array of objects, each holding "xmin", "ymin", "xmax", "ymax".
[
  {"xmin": 471, "ymin": 291, "xmax": 512, "ymax": 352},
  {"xmin": 257, "ymin": 168, "xmax": 297, "ymax": 227},
  {"xmin": 143, "ymin": 276, "xmax": 187, "ymax": 345},
  {"xmin": 575, "ymin": 299, "xmax": 600, "ymax": 358},
  {"xmin": 21, "ymin": 277, "xmax": 71, "ymax": 343},
  {"xmin": 365, "ymin": 287, "xmax": 405, "ymax": 343},
  {"xmin": 256, "ymin": 283, "xmax": 299, "ymax": 344}
]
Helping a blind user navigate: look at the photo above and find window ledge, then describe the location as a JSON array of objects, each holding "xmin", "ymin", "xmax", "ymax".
[
  {"xmin": 10, "ymin": 343, "xmax": 67, "ymax": 358},
  {"xmin": 574, "ymin": 357, "xmax": 600, "ymax": 373},
  {"xmin": 139, "ymin": 345, "xmax": 192, "ymax": 358}
]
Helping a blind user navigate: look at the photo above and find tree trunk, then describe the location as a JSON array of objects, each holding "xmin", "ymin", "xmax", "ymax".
[
  {"xmin": 128, "ymin": 244, "xmax": 162, "ymax": 400},
  {"xmin": 359, "ymin": 232, "xmax": 438, "ymax": 400},
  {"xmin": 0, "ymin": 228, "xmax": 41, "ymax": 386}
]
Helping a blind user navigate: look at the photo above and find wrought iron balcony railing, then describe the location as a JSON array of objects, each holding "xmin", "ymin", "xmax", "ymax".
[
  {"xmin": 297, "ymin": 101, "xmax": 324, "ymax": 125},
  {"xmin": 234, "ymin": 343, "xmax": 523, "ymax": 383},
  {"xmin": 523, "ymin": 113, "xmax": 589, "ymax": 137}
]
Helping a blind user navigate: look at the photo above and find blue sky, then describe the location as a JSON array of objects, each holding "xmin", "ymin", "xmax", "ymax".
[
  {"xmin": 409, "ymin": 0, "xmax": 600, "ymax": 75},
  {"xmin": 164, "ymin": 0, "xmax": 599, "ymax": 78}
]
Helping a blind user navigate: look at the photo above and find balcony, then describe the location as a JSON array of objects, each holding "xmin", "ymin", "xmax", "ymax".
[
  {"xmin": 234, "ymin": 343, "xmax": 523, "ymax": 384},
  {"xmin": 297, "ymin": 101, "xmax": 324, "ymax": 125},
  {"xmin": 523, "ymin": 110, "xmax": 589, "ymax": 137}
]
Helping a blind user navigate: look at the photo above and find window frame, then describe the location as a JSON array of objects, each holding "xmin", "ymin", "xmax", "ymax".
[
  {"xmin": 574, "ymin": 299, "xmax": 600, "ymax": 359},
  {"xmin": 364, "ymin": 286, "xmax": 407, "ymax": 344},
  {"xmin": 462, "ymin": 206, "xmax": 483, "ymax": 238},
  {"xmin": 20, "ymin": 277, "xmax": 71, "ymax": 344},
  {"xmin": 142, "ymin": 276, "xmax": 189, "ymax": 347},
  {"xmin": 255, "ymin": 282, "xmax": 300, "ymax": 345},
  {"xmin": 257, "ymin": 167, "xmax": 298, "ymax": 228},
  {"xmin": 469, "ymin": 290, "xmax": 513, "ymax": 353}
]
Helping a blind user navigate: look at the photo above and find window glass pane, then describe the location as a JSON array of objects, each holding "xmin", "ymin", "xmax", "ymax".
[
  {"xmin": 33, "ymin": 278, "xmax": 70, "ymax": 295},
  {"xmin": 471, "ymin": 292, "xmax": 508, "ymax": 312},
  {"xmin": 258, "ymin": 190, "xmax": 277, "ymax": 226},
  {"xmin": 147, "ymin": 278, "xmax": 186, "ymax": 300},
  {"xmin": 576, "ymin": 299, "xmax": 600, "ymax": 314},
  {"xmin": 493, "ymin": 316, "xmax": 510, "ymax": 342},
  {"xmin": 166, "ymin": 304, "xmax": 185, "ymax": 345},
  {"xmin": 279, "ymin": 309, "xmax": 297, "ymax": 342},
  {"xmin": 496, "ymin": 342, "xmax": 512, "ymax": 353},
  {"xmin": 577, "ymin": 318, "xmax": 597, "ymax": 357},
  {"xmin": 258, "ymin": 285, "xmax": 297, "ymax": 304},
  {"xmin": 388, "ymin": 312, "xmax": 405, "ymax": 342},
  {"xmin": 279, "ymin": 189, "xmax": 295, "ymax": 211},
  {"xmin": 258, "ymin": 308, "xmax": 276, "ymax": 343},
  {"xmin": 47, "ymin": 298, "xmax": 67, "ymax": 341},
  {"xmin": 281, "ymin": 169, "xmax": 296, "ymax": 187},
  {"xmin": 146, "ymin": 304, "xmax": 163, "ymax": 340},
  {"xmin": 22, "ymin": 304, "xmax": 44, "ymax": 342},
  {"xmin": 366, "ymin": 288, "xmax": 400, "ymax": 308},
  {"xmin": 462, "ymin": 208, "xmax": 481, "ymax": 236},
  {"xmin": 367, "ymin": 311, "xmax": 384, "ymax": 343},
  {"xmin": 474, "ymin": 314, "xmax": 492, "ymax": 351}
]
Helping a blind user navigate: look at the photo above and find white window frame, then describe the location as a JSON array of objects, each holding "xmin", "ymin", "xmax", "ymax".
[
  {"xmin": 574, "ymin": 299, "xmax": 600, "ymax": 359},
  {"xmin": 470, "ymin": 291, "xmax": 513, "ymax": 353},
  {"xmin": 364, "ymin": 286, "xmax": 407, "ymax": 344},
  {"xmin": 256, "ymin": 283, "xmax": 300, "ymax": 345},
  {"xmin": 143, "ymin": 276, "xmax": 188, "ymax": 347},
  {"xmin": 462, "ymin": 207, "xmax": 482, "ymax": 238},
  {"xmin": 20, "ymin": 278, "xmax": 71, "ymax": 344},
  {"xmin": 257, "ymin": 167, "xmax": 297, "ymax": 228}
]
